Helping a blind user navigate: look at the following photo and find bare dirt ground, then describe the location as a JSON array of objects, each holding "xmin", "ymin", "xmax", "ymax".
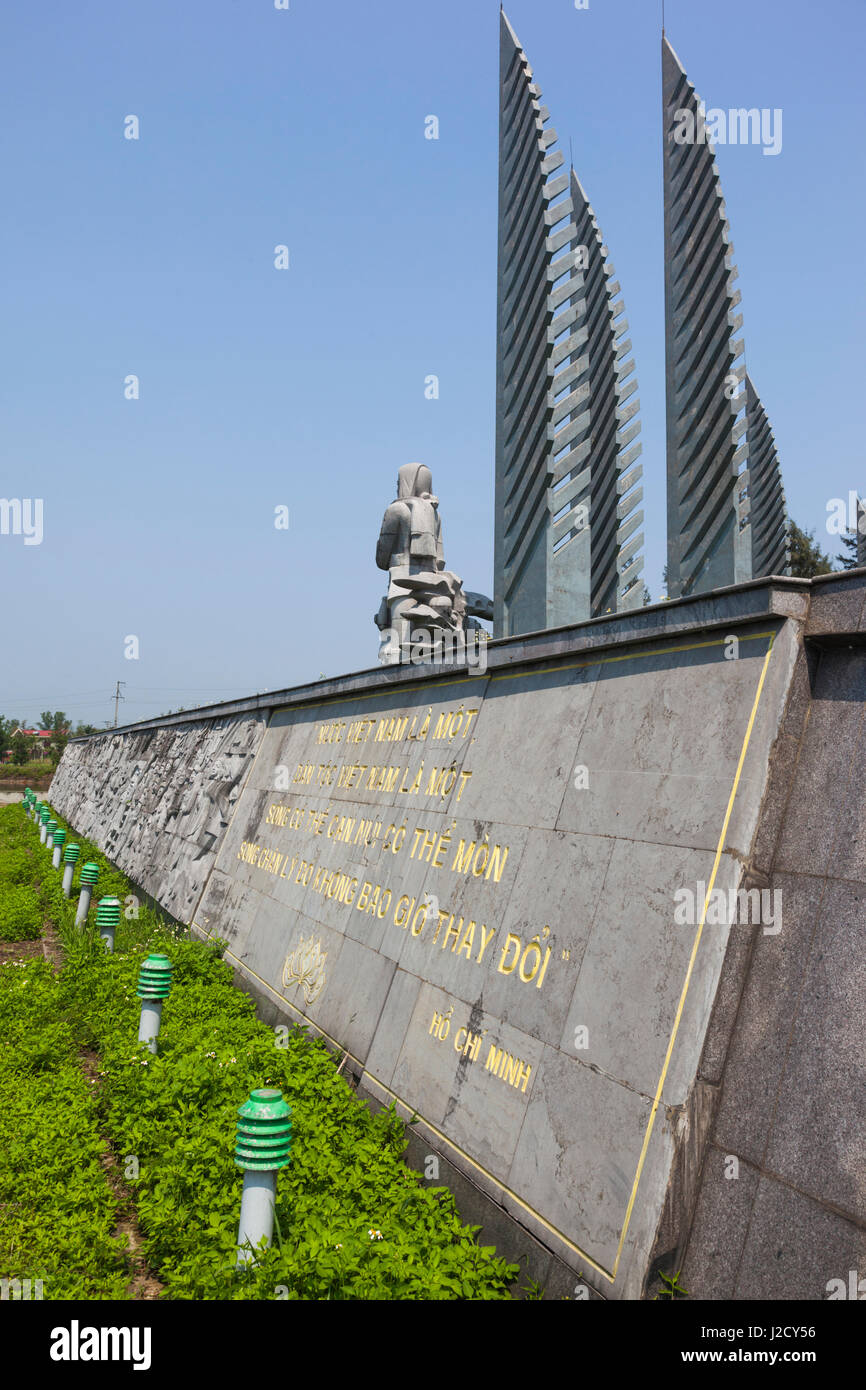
[{"xmin": 0, "ymin": 938, "xmax": 43, "ymax": 965}]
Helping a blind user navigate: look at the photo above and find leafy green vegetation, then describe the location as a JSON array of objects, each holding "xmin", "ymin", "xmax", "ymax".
[
  {"xmin": 0, "ymin": 956, "xmax": 129, "ymax": 1297},
  {"xmin": 0, "ymin": 885, "xmax": 43, "ymax": 940},
  {"xmin": 0, "ymin": 813, "xmax": 42, "ymax": 939},
  {"xmin": 787, "ymin": 520, "xmax": 833, "ymax": 578},
  {"xmin": 0, "ymin": 811, "xmax": 127, "ymax": 1295},
  {"xmin": 654, "ymin": 1268, "xmax": 689, "ymax": 1300},
  {"xmin": 0, "ymin": 760, "xmax": 56, "ymax": 782},
  {"xmin": 0, "ymin": 805, "xmax": 519, "ymax": 1300}
]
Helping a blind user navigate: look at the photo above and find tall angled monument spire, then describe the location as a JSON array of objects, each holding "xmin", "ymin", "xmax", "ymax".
[
  {"xmin": 745, "ymin": 375, "xmax": 789, "ymax": 577},
  {"xmin": 662, "ymin": 34, "xmax": 750, "ymax": 598},
  {"xmin": 568, "ymin": 170, "xmax": 645, "ymax": 615},
  {"xmin": 494, "ymin": 11, "xmax": 644, "ymax": 637}
]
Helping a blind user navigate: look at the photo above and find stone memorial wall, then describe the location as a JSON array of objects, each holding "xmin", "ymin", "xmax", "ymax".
[
  {"xmin": 48, "ymin": 575, "xmax": 866, "ymax": 1299},
  {"xmin": 191, "ymin": 612, "xmax": 797, "ymax": 1299}
]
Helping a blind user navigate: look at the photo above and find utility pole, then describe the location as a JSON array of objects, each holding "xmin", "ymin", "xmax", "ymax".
[{"xmin": 113, "ymin": 680, "xmax": 126, "ymax": 728}]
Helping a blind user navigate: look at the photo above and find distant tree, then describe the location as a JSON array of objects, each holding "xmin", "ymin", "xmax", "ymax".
[
  {"xmin": 0, "ymin": 717, "xmax": 14, "ymax": 759},
  {"xmin": 73, "ymin": 722, "xmax": 98, "ymax": 737},
  {"xmin": 837, "ymin": 527, "xmax": 860, "ymax": 571},
  {"xmin": 11, "ymin": 733, "xmax": 29, "ymax": 765},
  {"xmin": 39, "ymin": 710, "xmax": 53, "ymax": 731},
  {"xmin": 643, "ymin": 585, "xmax": 652, "ymax": 605},
  {"xmin": 787, "ymin": 521, "xmax": 833, "ymax": 578},
  {"xmin": 52, "ymin": 711, "xmax": 68, "ymax": 733}
]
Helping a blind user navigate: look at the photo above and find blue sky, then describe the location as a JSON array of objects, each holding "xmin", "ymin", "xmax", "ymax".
[{"xmin": 1, "ymin": 0, "xmax": 863, "ymax": 728}]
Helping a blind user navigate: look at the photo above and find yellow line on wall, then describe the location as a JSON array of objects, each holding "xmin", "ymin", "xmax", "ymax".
[{"xmin": 611, "ymin": 631, "xmax": 776, "ymax": 1278}]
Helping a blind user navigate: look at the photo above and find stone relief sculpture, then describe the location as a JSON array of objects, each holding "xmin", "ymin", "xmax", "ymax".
[
  {"xmin": 282, "ymin": 935, "xmax": 328, "ymax": 1005},
  {"xmin": 374, "ymin": 463, "xmax": 469, "ymax": 665},
  {"xmin": 48, "ymin": 714, "xmax": 266, "ymax": 922}
]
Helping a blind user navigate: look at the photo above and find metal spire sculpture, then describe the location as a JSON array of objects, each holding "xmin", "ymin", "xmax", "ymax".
[
  {"xmin": 745, "ymin": 374, "xmax": 789, "ymax": 577},
  {"xmin": 662, "ymin": 32, "xmax": 750, "ymax": 597},
  {"xmin": 495, "ymin": 10, "xmax": 644, "ymax": 637},
  {"xmin": 570, "ymin": 169, "xmax": 645, "ymax": 616}
]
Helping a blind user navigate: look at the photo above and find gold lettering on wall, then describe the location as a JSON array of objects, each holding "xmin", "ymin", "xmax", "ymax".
[
  {"xmin": 425, "ymin": 1011, "xmax": 533, "ymax": 1096},
  {"xmin": 239, "ymin": 700, "xmax": 566, "ymax": 1007}
]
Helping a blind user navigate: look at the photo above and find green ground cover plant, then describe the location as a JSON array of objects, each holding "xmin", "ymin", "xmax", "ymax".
[
  {"xmin": 0, "ymin": 804, "xmax": 520, "ymax": 1300},
  {"xmin": 0, "ymin": 814, "xmax": 42, "ymax": 938},
  {"xmin": 0, "ymin": 808, "xmax": 127, "ymax": 1296},
  {"xmin": 0, "ymin": 885, "xmax": 44, "ymax": 940},
  {"xmin": 0, "ymin": 956, "xmax": 129, "ymax": 1297}
]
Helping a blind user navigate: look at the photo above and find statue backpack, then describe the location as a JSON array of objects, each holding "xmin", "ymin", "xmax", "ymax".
[{"xmin": 407, "ymin": 496, "xmax": 439, "ymax": 568}]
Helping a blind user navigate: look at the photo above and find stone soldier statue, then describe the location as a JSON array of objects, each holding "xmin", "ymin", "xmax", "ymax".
[{"xmin": 374, "ymin": 463, "xmax": 467, "ymax": 664}]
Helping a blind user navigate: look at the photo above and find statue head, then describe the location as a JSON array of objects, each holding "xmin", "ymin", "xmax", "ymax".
[{"xmin": 397, "ymin": 462, "xmax": 433, "ymax": 500}]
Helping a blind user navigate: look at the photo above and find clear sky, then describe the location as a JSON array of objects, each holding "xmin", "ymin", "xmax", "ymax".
[{"xmin": 1, "ymin": 0, "xmax": 863, "ymax": 729}]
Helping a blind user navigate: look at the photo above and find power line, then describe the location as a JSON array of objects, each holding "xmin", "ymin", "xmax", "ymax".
[{"xmin": 113, "ymin": 681, "xmax": 126, "ymax": 729}]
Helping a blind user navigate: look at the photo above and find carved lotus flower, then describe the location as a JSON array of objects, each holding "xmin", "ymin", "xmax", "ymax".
[{"xmin": 282, "ymin": 935, "xmax": 327, "ymax": 1004}]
